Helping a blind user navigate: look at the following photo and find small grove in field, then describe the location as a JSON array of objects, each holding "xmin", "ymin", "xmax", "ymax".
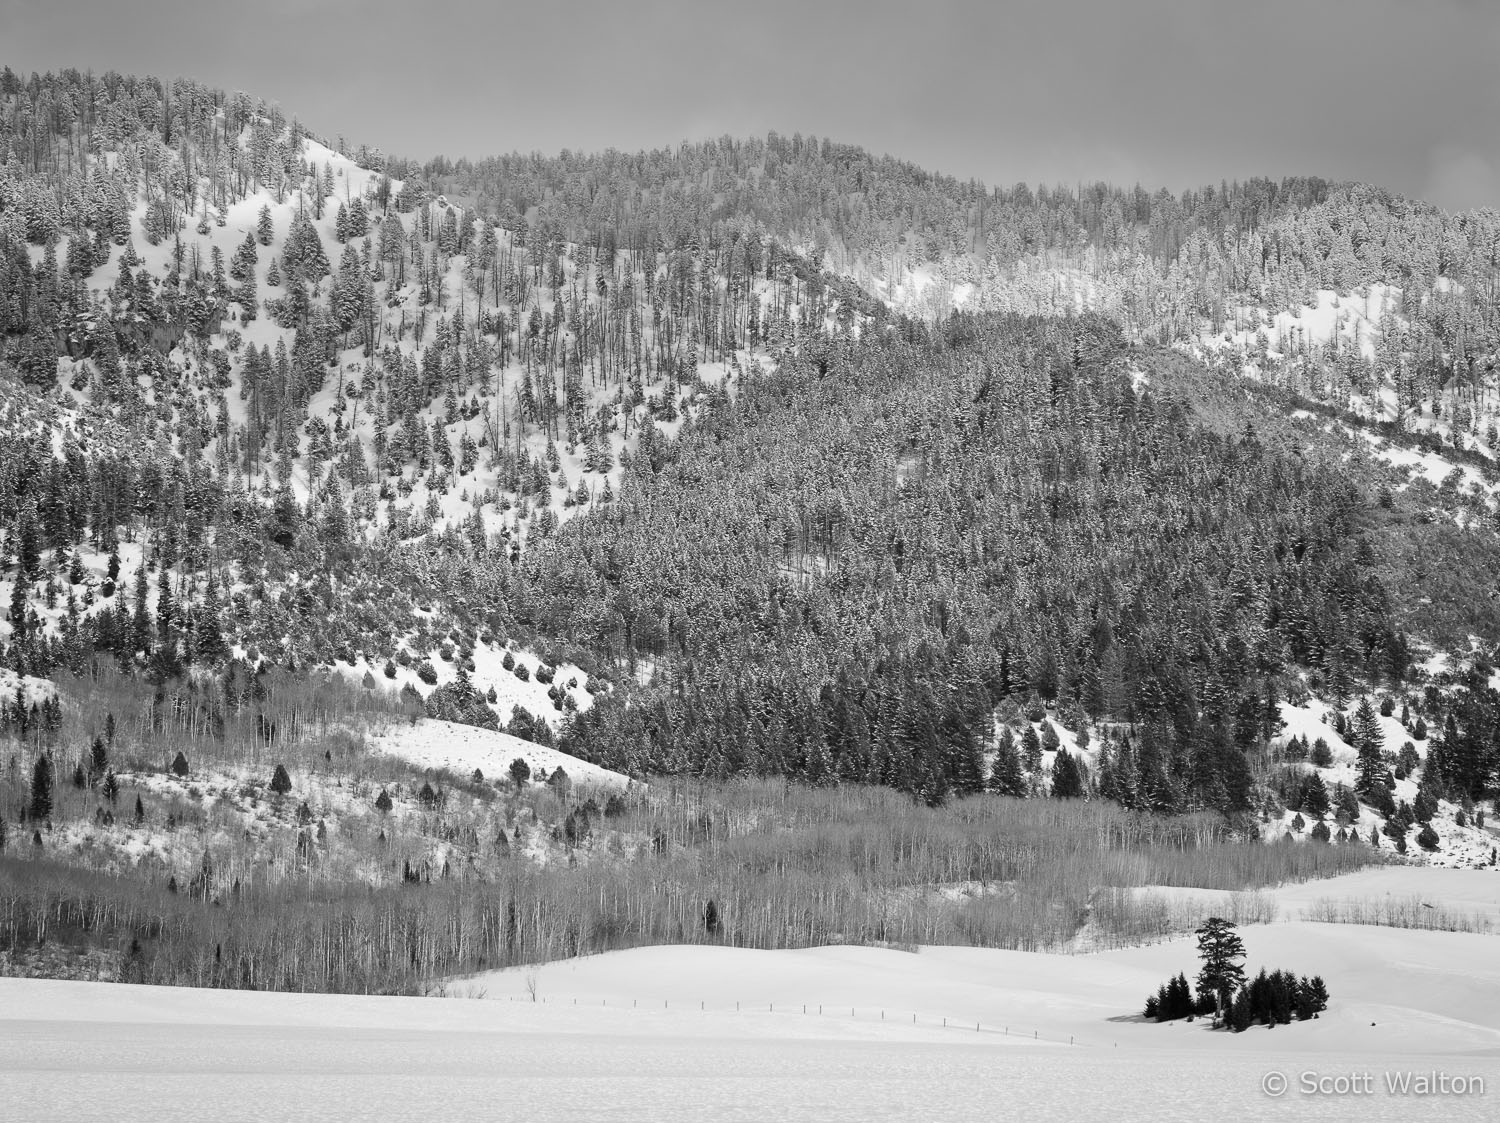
[{"xmin": 1142, "ymin": 917, "xmax": 1329, "ymax": 1032}]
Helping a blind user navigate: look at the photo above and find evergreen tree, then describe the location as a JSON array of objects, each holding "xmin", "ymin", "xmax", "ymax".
[
  {"xmin": 270, "ymin": 763, "xmax": 293, "ymax": 795},
  {"xmin": 1021, "ymin": 725, "xmax": 1042, "ymax": 771},
  {"xmin": 29, "ymin": 754, "xmax": 53, "ymax": 821},
  {"xmin": 1301, "ymin": 772, "xmax": 1330, "ymax": 818},
  {"xmin": 1051, "ymin": 748, "xmax": 1083, "ymax": 798},
  {"xmin": 1195, "ymin": 917, "xmax": 1246, "ymax": 1022},
  {"xmin": 1351, "ymin": 697, "xmax": 1384, "ymax": 797},
  {"xmin": 988, "ymin": 728, "xmax": 1026, "ymax": 796}
]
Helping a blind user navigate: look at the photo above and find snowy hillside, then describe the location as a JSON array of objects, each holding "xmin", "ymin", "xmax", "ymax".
[{"xmin": 368, "ymin": 717, "xmax": 628, "ymax": 790}]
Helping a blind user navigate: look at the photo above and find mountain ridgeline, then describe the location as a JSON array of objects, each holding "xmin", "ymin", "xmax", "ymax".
[{"xmin": 1, "ymin": 67, "xmax": 1500, "ymax": 816}]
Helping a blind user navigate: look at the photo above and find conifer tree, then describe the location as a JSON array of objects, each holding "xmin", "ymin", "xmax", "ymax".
[
  {"xmin": 1352, "ymin": 697, "xmax": 1384, "ymax": 796},
  {"xmin": 1021, "ymin": 725, "xmax": 1042, "ymax": 771},
  {"xmin": 1051, "ymin": 748, "xmax": 1083, "ymax": 798},
  {"xmin": 29, "ymin": 754, "xmax": 53, "ymax": 821},
  {"xmin": 1195, "ymin": 917, "xmax": 1246, "ymax": 1023},
  {"xmin": 989, "ymin": 728, "xmax": 1026, "ymax": 796}
]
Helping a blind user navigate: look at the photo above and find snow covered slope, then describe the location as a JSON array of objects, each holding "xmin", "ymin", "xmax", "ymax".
[{"xmin": 367, "ymin": 717, "xmax": 628, "ymax": 790}]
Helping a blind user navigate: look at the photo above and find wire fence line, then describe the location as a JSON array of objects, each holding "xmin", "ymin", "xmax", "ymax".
[{"xmin": 482, "ymin": 992, "xmax": 1085, "ymax": 1046}]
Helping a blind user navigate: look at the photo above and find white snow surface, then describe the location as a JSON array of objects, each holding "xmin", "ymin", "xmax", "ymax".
[
  {"xmin": 0, "ymin": 668, "xmax": 56, "ymax": 706},
  {"xmin": 5, "ymin": 870, "xmax": 1500, "ymax": 1121},
  {"xmin": 366, "ymin": 717, "xmax": 628, "ymax": 790}
]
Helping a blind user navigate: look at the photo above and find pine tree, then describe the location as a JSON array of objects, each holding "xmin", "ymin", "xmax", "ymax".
[
  {"xmin": 29, "ymin": 754, "xmax": 54, "ymax": 821},
  {"xmin": 1021, "ymin": 725, "xmax": 1042, "ymax": 771},
  {"xmin": 270, "ymin": 763, "xmax": 292, "ymax": 795},
  {"xmin": 1195, "ymin": 917, "xmax": 1246, "ymax": 1022},
  {"xmin": 988, "ymin": 728, "xmax": 1026, "ymax": 796},
  {"xmin": 1351, "ymin": 697, "xmax": 1384, "ymax": 796},
  {"xmin": 1301, "ymin": 772, "xmax": 1330, "ymax": 818},
  {"xmin": 171, "ymin": 751, "xmax": 189, "ymax": 777},
  {"xmin": 1051, "ymin": 748, "xmax": 1083, "ymax": 798},
  {"xmin": 375, "ymin": 788, "xmax": 393, "ymax": 813}
]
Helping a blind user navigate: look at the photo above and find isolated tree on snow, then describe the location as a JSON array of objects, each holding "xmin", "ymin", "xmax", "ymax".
[
  {"xmin": 270, "ymin": 764, "xmax": 292, "ymax": 795},
  {"xmin": 509, "ymin": 757, "xmax": 532, "ymax": 786},
  {"xmin": 1195, "ymin": 917, "xmax": 1246, "ymax": 1023},
  {"xmin": 171, "ymin": 751, "xmax": 190, "ymax": 777},
  {"xmin": 375, "ymin": 788, "xmax": 393, "ymax": 813}
]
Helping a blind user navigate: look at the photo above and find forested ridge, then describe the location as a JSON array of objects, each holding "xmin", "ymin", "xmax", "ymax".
[
  {"xmin": 0, "ymin": 65, "xmax": 1499, "ymax": 821},
  {"xmin": 539, "ymin": 314, "xmax": 1410, "ymax": 809}
]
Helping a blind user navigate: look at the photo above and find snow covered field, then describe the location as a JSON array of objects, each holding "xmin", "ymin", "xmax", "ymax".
[{"xmin": 4, "ymin": 867, "xmax": 1499, "ymax": 1121}]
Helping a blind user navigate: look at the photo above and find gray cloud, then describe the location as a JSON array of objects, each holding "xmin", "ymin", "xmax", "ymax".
[{"xmin": 2, "ymin": 0, "xmax": 1497, "ymax": 209}]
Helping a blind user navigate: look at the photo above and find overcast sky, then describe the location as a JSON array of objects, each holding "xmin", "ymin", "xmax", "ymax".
[{"xmin": 3, "ymin": 0, "xmax": 1497, "ymax": 209}]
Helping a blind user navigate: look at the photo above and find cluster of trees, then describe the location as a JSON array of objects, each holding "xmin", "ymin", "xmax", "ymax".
[{"xmin": 1144, "ymin": 918, "xmax": 1328, "ymax": 1032}]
